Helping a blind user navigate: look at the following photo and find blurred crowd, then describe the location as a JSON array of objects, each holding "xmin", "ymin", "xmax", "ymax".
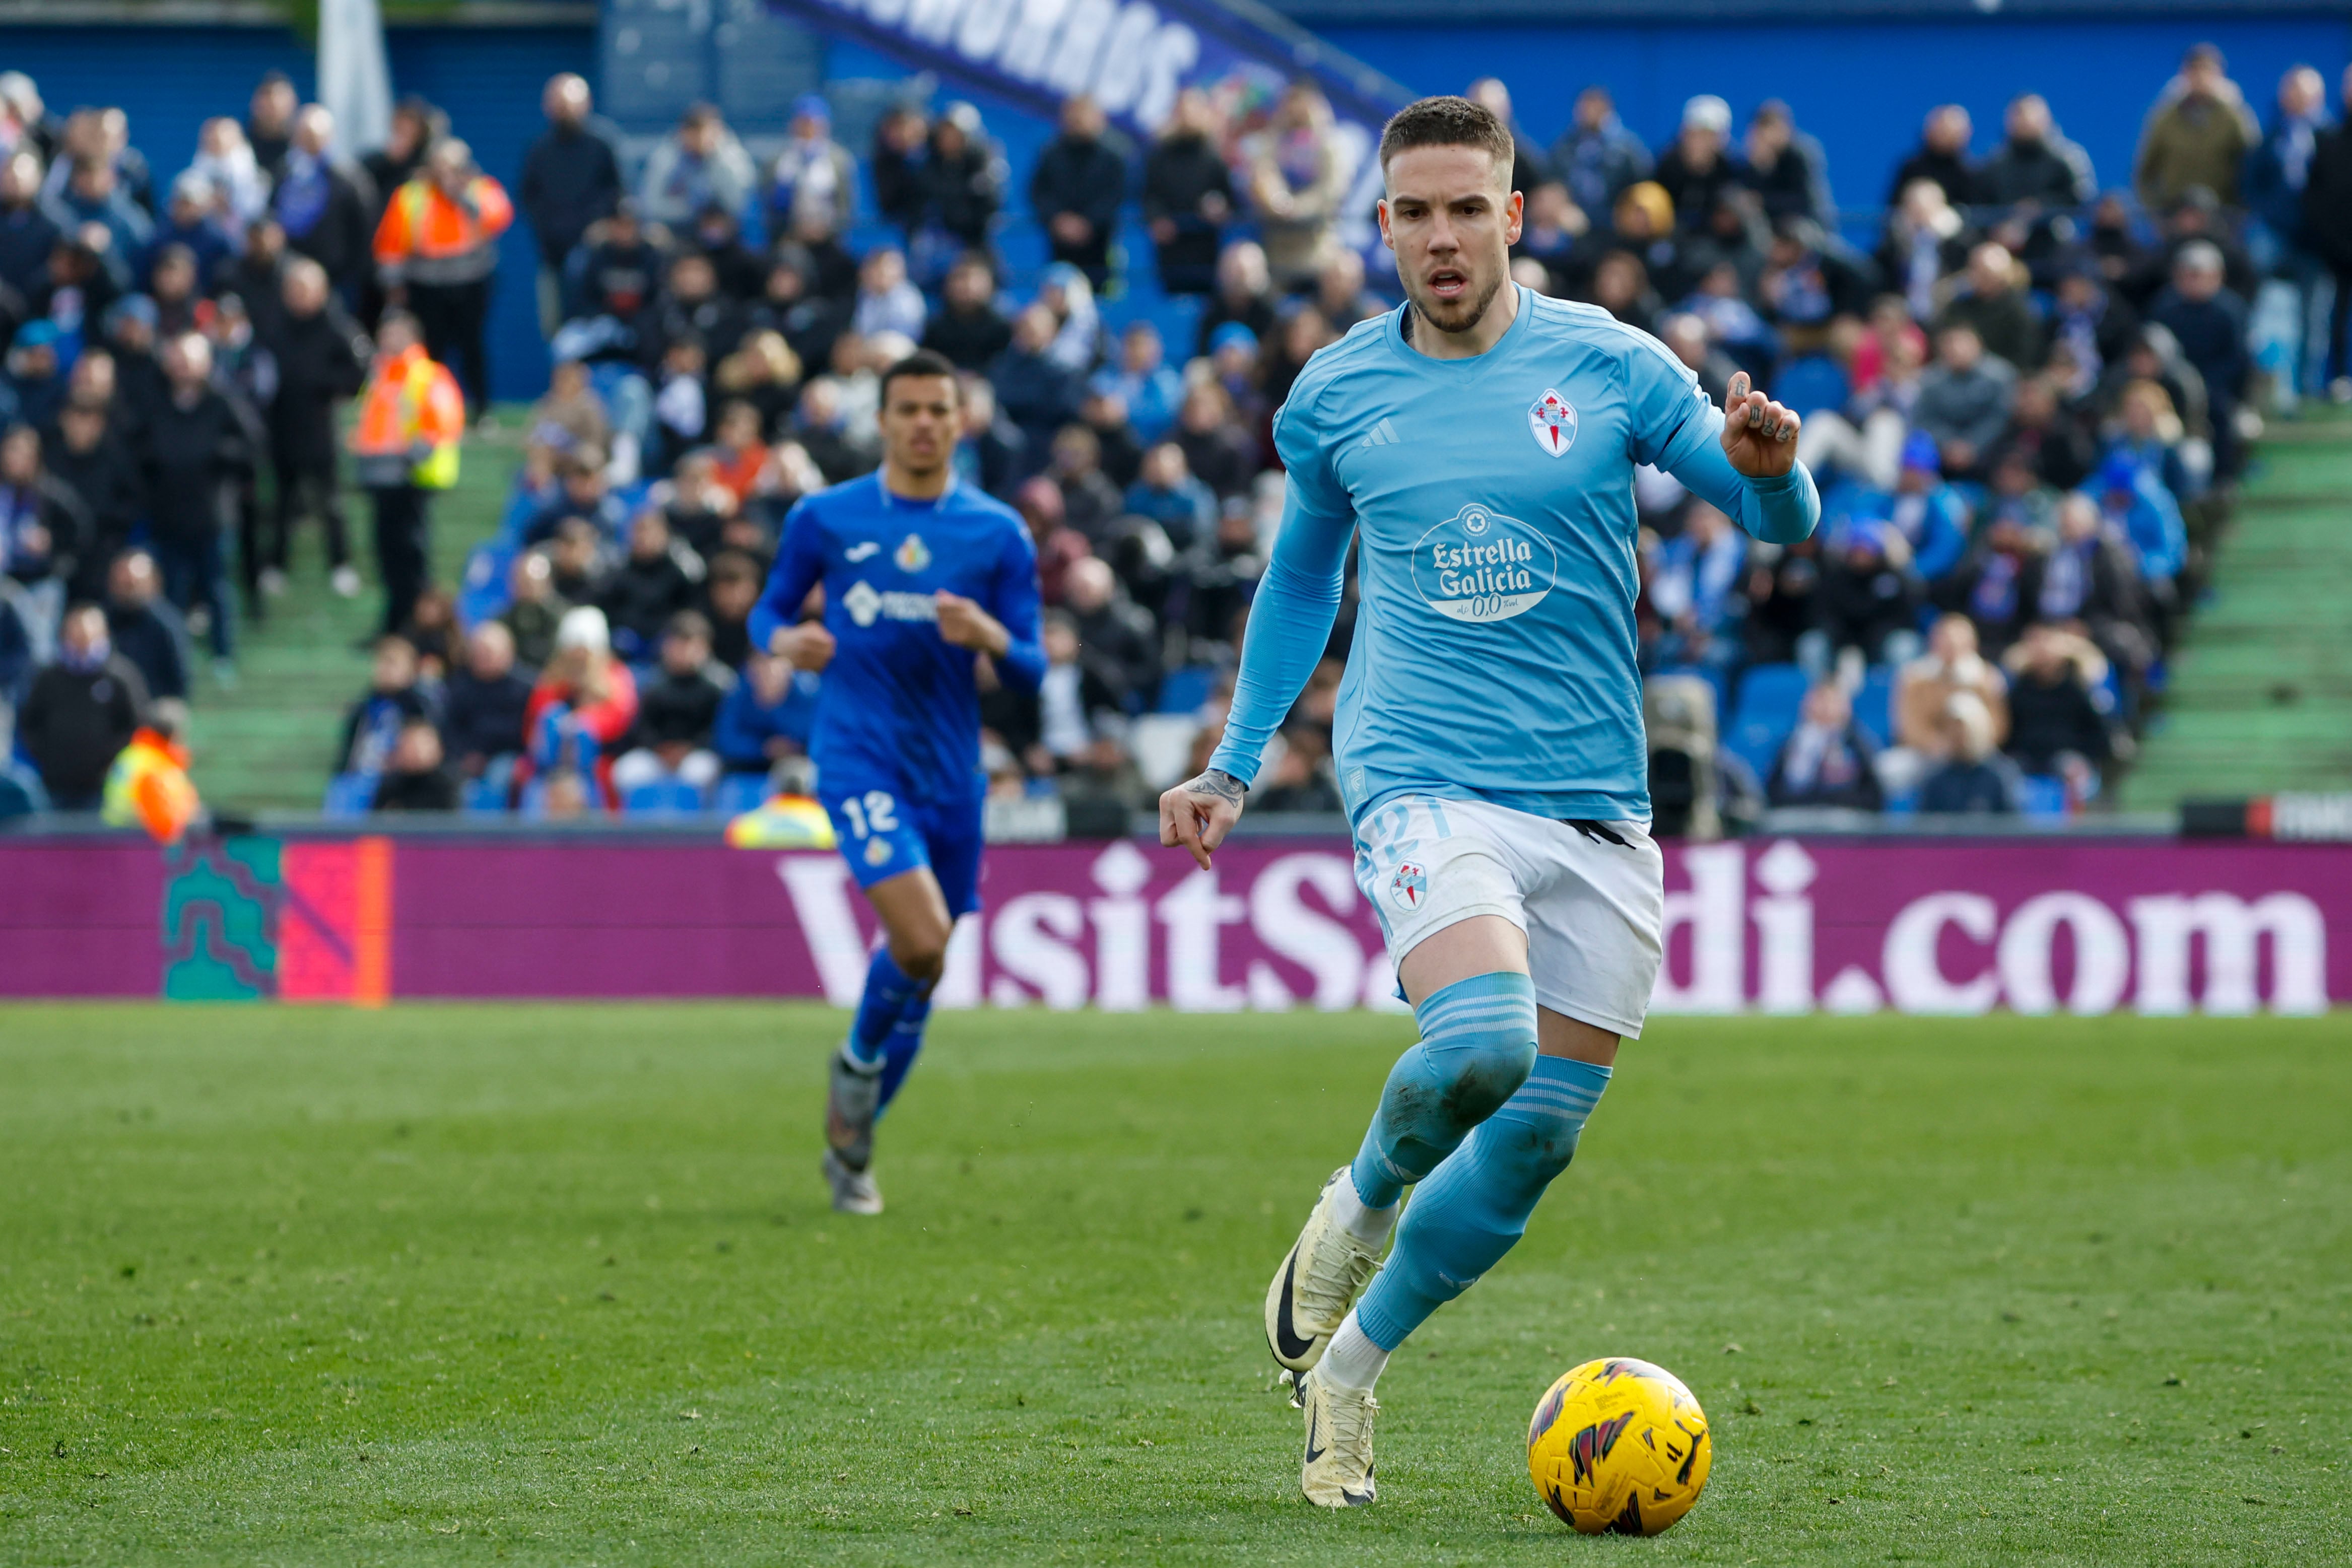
[{"xmin": 2, "ymin": 45, "xmax": 2349, "ymax": 824}]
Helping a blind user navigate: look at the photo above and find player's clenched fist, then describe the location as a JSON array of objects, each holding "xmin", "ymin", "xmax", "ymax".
[
  {"xmin": 1160, "ymin": 768, "xmax": 1246, "ymax": 870},
  {"xmin": 934, "ymin": 590, "xmax": 1011, "ymax": 657},
  {"xmin": 1719, "ymin": 370, "xmax": 1802, "ymax": 479},
  {"xmin": 769, "ymin": 620, "xmax": 836, "ymax": 671}
]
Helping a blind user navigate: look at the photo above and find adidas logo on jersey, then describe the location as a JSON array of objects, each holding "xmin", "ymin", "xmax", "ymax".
[{"xmin": 1357, "ymin": 418, "xmax": 1401, "ymax": 449}]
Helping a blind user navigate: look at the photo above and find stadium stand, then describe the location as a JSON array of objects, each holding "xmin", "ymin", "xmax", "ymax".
[{"xmin": 2, "ymin": 45, "xmax": 2348, "ymax": 823}]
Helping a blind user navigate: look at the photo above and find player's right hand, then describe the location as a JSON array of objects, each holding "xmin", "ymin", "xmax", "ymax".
[
  {"xmin": 1159, "ymin": 769, "xmax": 1246, "ymax": 870},
  {"xmin": 770, "ymin": 621, "xmax": 836, "ymax": 672}
]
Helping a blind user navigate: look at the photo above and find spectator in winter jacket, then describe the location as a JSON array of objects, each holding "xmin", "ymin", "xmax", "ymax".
[
  {"xmin": 912, "ymin": 102, "xmax": 1002, "ymax": 266},
  {"xmin": 260, "ymin": 258, "xmax": 370, "ymax": 598},
  {"xmin": 1979, "ymin": 95, "xmax": 2097, "ymax": 209},
  {"xmin": 1193, "ymin": 239, "xmax": 1279, "ymax": 358},
  {"xmin": 1918, "ymin": 691, "xmax": 2023, "ymax": 814},
  {"xmin": 638, "ymin": 103, "xmax": 757, "ymax": 228},
  {"xmin": 104, "ymin": 549, "xmax": 188, "ymax": 704},
  {"xmin": 611, "ymin": 609, "xmax": 729, "ymax": 798},
  {"xmin": 2147, "ymin": 241, "xmax": 2250, "ymax": 474},
  {"xmin": 1143, "ymin": 89, "xmax": 1234, "ymax": 296},
  {"xmin": 522, "ymin": 604, "xmax": 639, "ymax": 807},
  {"xmin": 140, "ymin": 332, "xmax": 253, "ymax": 663},
  {"xmin": 1030, "ymin": 94, "xmax": 1124, "ymax": 288},
  {"xmin": 1654, "ymin": 96, "xmax": 1748, "ymax": 235},
  {"xmin": 1742, "ymin": 100, "xmax": 1835, "ymax": 227},
  {"xmin": 44, "ymin": 154, "xmax": 151, "ymax": 263},
  {"xmin": 275, "ymin": 106, "xmax": 376, "ymax": 297},
  {"xmin": 990, "ymin": 303, "xmax": 1082, "ymax": 456},
  {"xmin": 597, "ymin": 508, "xmax": 702, "ymax": 663},
  {"xmin": 1886, "ymin": 105, "xmax": 1984, "ymax": 209},
  {"xmin": 439, "ymin": 620, "xmax": 534, "ymax": 780},
  {"xmin": 1245, "ymin": 83, "xmax": 1350, "ymax": 289},
  {"xmin": 2001, "ymin": 622, "xmax": 2115, "ymax": 784},
  {"xmin": 767, "ymin": 94, "xmax": 857, "ymax": 236},
  {"xmin": 47, "ymin": 398, "xmax": 136, "ymax": 600},
  {"xmin": 337, "ymin": 635, "xmax": 431, "ymax": 777},
  {"xmin": 1767, "ymin": 680, "xmax": 1884, "ymax": 811},
  {"xmin": 920, "ymin": 252, "xmax": 1013, "ymax": 373},
  {"xmin": 519, "ymin": 74, "xmax": 621, "ymax": 333},
  {"xmin": 1914, "ymin": 322, "xmax": 2018, "ymax": 476},
  {"xmin": 0, "ymin": 150, "xmax": 60, "ymax": 304},
  {"xmin": 1549, "ymin": 86, "xmax": 1653, "ymax": 226},
  {"xmin": 2306, "ymin": 64, "xmax": 2352, "ymax": 389},
  {"xmin": 1933, "ymin": 242, "xmax": 2042, "ymax": 370},
  {"xmin": 371, "ymin": 718, "xmax": 459, "ymax": 811},
  {"xmin": 142, "ymin": 173, "xmax": 234, "ymax": 295},
  {"xmin": 19, "ymin": 602, "xmax": 146, "ymax": 809},
  {"xmin": 2136, "ymin": 44, "xmax": 2260, "ymax": 212}
]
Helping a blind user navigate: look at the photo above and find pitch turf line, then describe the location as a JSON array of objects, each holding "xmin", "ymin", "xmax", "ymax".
[{"xmin": 0, "ymin": 1004, "xmax": 2346, "ymax": 1565}]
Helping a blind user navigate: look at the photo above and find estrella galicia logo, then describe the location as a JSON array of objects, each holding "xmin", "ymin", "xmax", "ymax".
[
  {"xmin": 1413, "ymin": 503, "xmax": 1557, "ymax": 624},
  {"xmin": 1528, "ymin": 388, "xmax": 1577, "ymax": 457},
  {"xmin": 895, "ymin": 533, "xmax": 931, "ymax": 573},
  {"xmin": 1388, "ymin": 860, "xmax": 1428, "ymax": 912}
]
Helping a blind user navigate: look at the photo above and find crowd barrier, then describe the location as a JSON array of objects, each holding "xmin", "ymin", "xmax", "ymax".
[{"xmin": 5, "ymin": 829, "xmax": 2339, "ymax": 1014}]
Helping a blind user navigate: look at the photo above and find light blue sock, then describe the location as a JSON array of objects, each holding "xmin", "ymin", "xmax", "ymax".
[
  {"xmin": 874, "ymin": 990, "xmax": 933, "ymax": 1115},
  {"xmin": 1354, "ymin": 1055, "xmax": 1612, "ymax": 1351},
  {"xmin": 845, "ymin": 949, "xmax": 925, "ymax": 1072},
  {"xmin": 1349, "ymin": 971, "xmax": 1539, "ymax": 1211}
]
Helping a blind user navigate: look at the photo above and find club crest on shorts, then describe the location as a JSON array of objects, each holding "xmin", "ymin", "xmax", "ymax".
[
  {"xmin": 863, "ymin": 837, "xmax": 893, "ymax": 867},
  {"xmin": 895, "ymin": 533, "xmax": 931, "ymax": 573},
  {"xmin": 1528, "ymin": 389, "xmax": 1577, "ymax": 457},
  {"xmin": 1388, "ymin": 860, "xmax": 1428, "ymax": 913}
]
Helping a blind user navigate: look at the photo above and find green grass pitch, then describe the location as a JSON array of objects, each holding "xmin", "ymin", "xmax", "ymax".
[{"xmin": 2, "ymin": 1004, "xmax": 2347, "ymax": 1565}]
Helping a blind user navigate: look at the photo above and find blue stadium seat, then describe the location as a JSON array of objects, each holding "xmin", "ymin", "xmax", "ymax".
[
  {"xmin": 322, "ymin": 773, "xmax": 379, "ymax": 817},
  {"xmin": 1769, "ymin": 355, "xmax": 1849, "ymax": 417},
  {"xmin": 1853, "ymin": 665, "xmax": 1895, "ymax": 747},
  {"xmin": 458, "ymin": 540, "xmax": 518, "ymax": 628},
  {"xmin": 462, "ymin": 775, "xmax": 510, "ymax": 814},
  {"xmin": 1722, "ymin": 662, "xmax": 1810, "ymax": 782},
  {"xmin": 2020, "ymin": 774, "xmax": 2070, "ymax": 820},
  {"xmin": 715, "ymin": 772, "xmax": 772, "ymax": 817},
  {"xmin": 1155, "ymin": 664, "xmax": 1217, "ymax": 714},
  {"xmin": 621, "ymin": 777, "xmax": 712, "ymax": 815}
]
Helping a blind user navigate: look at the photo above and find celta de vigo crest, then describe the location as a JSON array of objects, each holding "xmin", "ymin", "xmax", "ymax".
[{"xmin": 1528, "ymin": 389, "xmax": 1577, "ymax": 457}]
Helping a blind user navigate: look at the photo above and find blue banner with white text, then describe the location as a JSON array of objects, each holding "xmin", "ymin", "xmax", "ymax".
[{"xmin": 762, "ymin": 0, "xmax": 1413, "ymax": 250}]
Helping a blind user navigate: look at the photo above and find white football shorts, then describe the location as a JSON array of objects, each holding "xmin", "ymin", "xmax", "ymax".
[{"xmin": 1350, "ymin": 792, "xmax": 1665, "ymax": 1038}]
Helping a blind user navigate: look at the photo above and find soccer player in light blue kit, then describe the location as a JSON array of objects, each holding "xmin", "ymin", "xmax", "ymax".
[
  {"xmin": 752, "ymin": 349, "xmax": 1044, "ymax": 1216},
  {"xmin": 1158, "ymin": 98, "xmax": 1819, "ymax": 1508}
]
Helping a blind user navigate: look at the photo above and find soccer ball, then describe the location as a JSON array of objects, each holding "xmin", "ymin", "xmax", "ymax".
[{"xmin": 1526, "ymin": 1356, "xmax": 1711, "ymax": 1535}]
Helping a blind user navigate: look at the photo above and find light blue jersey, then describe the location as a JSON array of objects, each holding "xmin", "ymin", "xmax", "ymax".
[{"xmin": 1207, "ymin": 286, "xmax": 1821, "ymax": 824}]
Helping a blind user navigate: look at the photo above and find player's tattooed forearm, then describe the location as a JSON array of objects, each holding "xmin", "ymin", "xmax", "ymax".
[{"xmin": 1183, "ymin": 769, "xmax": 1246, "ymax": 803}]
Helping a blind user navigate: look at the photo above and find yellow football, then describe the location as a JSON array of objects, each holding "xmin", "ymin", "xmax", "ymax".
[{"xmin": 1526, "ymin": 1356, "xmax": 1712, "ymax": 1535}]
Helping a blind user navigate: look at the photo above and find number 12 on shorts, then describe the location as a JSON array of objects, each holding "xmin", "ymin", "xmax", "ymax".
[{"xmin": 840, "ymin": 791, "xmax": 899, "ymax": 840}]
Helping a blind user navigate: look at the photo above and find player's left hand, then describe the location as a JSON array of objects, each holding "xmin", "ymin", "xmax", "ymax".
[
  {"xmin": 1720, "ymin": 370, "xmax": 1801, "ymax": 479},
  {"xmin": 934, "ymin": 591, "xmax": 1009, "ymax": 657}
]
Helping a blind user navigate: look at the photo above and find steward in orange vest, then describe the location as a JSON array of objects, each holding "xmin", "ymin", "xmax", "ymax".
[
  {"xmin": 102, "ymin": 704, "xmax": 202, "ymax": 844},
  {"xmin": 372, "ymin": 138, "xmax": 512, "ymax": 418},
  {"xmin": 349, "ymin": 311, "xmax": 465, "ymax": 635}
]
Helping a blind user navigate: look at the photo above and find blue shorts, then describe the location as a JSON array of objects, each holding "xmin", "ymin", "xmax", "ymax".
[{"xmin": 820, "ymin": 781, "xmax": 986, "ymax": 918}]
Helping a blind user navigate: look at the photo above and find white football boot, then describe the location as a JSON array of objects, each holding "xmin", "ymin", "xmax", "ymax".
[
  {"xmin": 819, "ymin": 1148, "xmax": 883, "ymax": 1216},
  {"xmin": 1298, "ymin": 1366, "xmax": 1378, "ymax": 1508},
  {"xmin": 1264, "ymin": 1168, "xmax": 1384, "ymax": 1381}
]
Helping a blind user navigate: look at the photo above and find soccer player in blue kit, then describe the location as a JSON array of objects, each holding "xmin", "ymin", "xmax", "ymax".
[
  {"xmin": 1158, "ymin": 98, "xmax": 1821, "ymax": 1507},
  {"xmin": 751, "ymin": 349, "xmax": 1043, "ymax": 1216}
]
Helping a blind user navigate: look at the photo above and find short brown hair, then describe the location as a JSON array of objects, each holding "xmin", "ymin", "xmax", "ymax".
[{"xmin": 1378, "ymin": 95, "xmax": 1514, "ymax": 181}]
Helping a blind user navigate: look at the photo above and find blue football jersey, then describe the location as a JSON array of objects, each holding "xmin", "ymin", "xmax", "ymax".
[
  {"xmin": 1208, "ymin": 286, "xmax": 1821, "ymax": 825},
  {"xmin": 751, "ymin": 473, "xmax": 1044, "ymax": 804}
]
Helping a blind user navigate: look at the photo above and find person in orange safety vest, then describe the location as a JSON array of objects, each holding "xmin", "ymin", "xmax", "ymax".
[
  {"xmin": 349, "ymin": 310, "xmax": 465, "ymax": 635},
  {"xmin": 373, "ymin": 136, "xmax": 512, "ymax": 418},
  {"xmin": 102, "ymin": 699, "xmax": 203, "ymax": 844}
]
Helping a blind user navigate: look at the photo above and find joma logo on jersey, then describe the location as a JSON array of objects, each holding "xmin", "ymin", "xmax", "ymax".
[{"xmin": 1412, "ymin": 503, "xmax": 1558, "ymax": 624}]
